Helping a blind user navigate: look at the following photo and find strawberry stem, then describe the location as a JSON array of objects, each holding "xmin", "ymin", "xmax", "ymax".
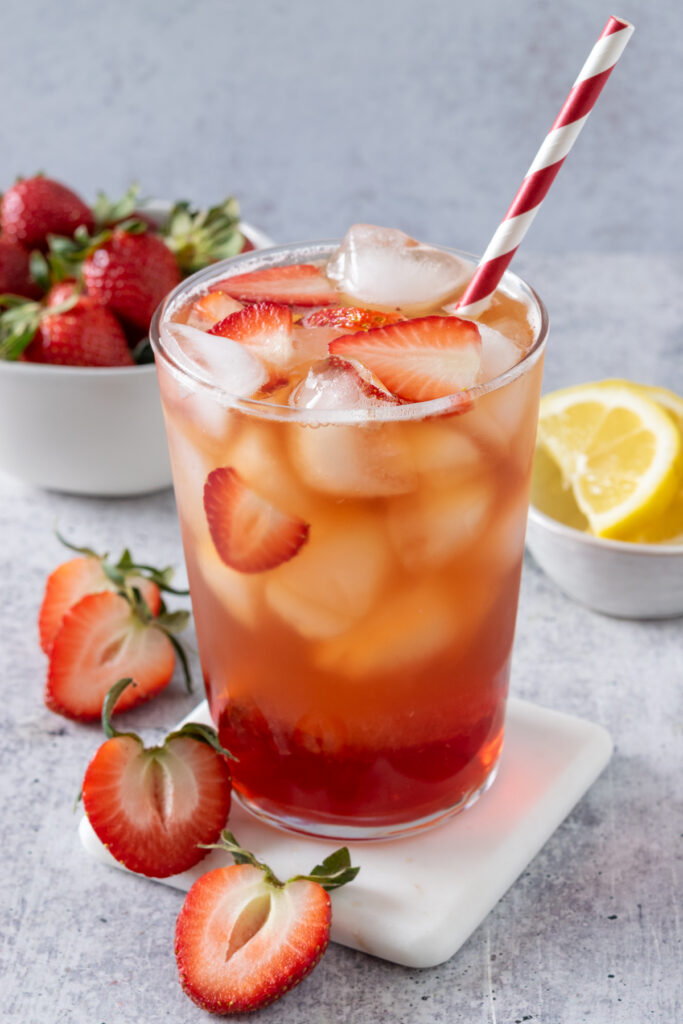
[
  {"xmin": 101, "ymin": 678, "xmax": 138, "ymax": 738},
  {"xmin": 167, "ymin": 721, "xmax": 237, "ymax": 760},
  {"xmin": 207, "ymin": 831, "xmax": 360, "ymax": 892}
]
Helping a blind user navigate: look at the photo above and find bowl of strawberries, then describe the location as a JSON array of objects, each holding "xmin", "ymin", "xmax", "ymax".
[{"xmin": 0, "ymin": 175, "xmax": 270, "ymax": 495}]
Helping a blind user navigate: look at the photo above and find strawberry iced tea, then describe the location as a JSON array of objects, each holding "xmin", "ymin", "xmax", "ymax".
[{"xmin": 151, "ymin": 228, "xmax": 547, "ymax": 839}]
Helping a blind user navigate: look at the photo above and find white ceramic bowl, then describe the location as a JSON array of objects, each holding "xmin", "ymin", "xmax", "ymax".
[
  {"xmin": 0, "ymin": 218, "xmax": 273, "ymax": 496},
  {"xmin": 526, "ymin": 505, "xmax": 683, "ymax": 619}
]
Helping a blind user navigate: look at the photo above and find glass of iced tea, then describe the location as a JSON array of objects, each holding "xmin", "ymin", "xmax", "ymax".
[{"xmin": 150, "ymin": 225, "xmax": 547, "ymax": 840}]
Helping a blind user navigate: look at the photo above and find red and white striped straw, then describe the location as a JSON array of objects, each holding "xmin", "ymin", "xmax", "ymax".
[{"xmin": 455, "ymin": 15, "xmax": 634, "ymax": 317}]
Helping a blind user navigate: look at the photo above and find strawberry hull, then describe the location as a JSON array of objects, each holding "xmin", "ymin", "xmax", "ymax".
[{"xmin": 152, "ymin": 238, "xmax": 548, "ymax": 840}]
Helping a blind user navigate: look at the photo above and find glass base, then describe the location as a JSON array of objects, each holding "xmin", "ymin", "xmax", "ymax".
[{"xmin": 233, "ymin": 758, "xmax": 501, "ymax": 842}]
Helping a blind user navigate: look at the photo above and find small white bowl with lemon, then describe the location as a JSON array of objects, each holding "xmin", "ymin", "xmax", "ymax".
[{"xmin": 526, "ymin": 380, "xmax": 683, "ymax": 619}]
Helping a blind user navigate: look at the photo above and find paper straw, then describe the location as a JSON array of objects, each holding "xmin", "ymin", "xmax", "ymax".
[{"xmin": 455, "ymin": 15, "xmax": 634, "ymax": 317}]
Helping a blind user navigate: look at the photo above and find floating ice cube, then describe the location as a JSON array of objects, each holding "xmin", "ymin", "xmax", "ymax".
[
  {"xmin": 197, "ymin": 540, "xmax": 262, "ymax": 628},
  {"xmin": 477, "ymin": 324, "xmax": 523, "ymax": 383},
  {"xmin": 326, "ymin": 224, "xmax": 469, "ymax": 311},
  {"xmin": 163, "ymin": 322, "xmax": 267, "ymax": 398},
  {"xmin": 289, "ymin": 357, "xmax": 393, "ymax": 412}
]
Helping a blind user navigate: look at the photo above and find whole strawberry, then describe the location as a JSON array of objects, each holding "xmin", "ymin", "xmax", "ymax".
[
  {"xmin": 22, "ymin": 295, "xmax": 133, "ymax": 366},
  {"xmin": 82, "ymin": 228, "xmax": 181, "ymax": 331},
  {"xmin": 1, "ymin": 175, "xmax": 94, "ymax": 249},
  {"xmin": 0, "ymin": 236, "xmax": 42, "ymax": 298}
]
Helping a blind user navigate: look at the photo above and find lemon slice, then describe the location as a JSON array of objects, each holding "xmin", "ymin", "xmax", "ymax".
[
  {"xmin": 607, "ymin": 381, "xmax": 683, "ymax": 543},
  {"xmin": 537, "ymin": 381, "xmax": 682, "ymax": 538}
]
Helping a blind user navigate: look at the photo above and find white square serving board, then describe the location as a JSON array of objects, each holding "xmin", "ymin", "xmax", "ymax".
[{"xmin": 79, "ymin": 697, "xmax": 612, "ymax": 968}]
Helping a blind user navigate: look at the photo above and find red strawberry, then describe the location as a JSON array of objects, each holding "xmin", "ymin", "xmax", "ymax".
[
  {"xmin": 0, "ymin": 236, "xmax": 42, "ymax": 298},
  {"xmin": 39, "ymin": 556, "xmax": 161, "ymax": 654},
  {"xmin": 301, "ymin": 306, "xmax": 404, "ymax": 332},
  {"xmin": 210, "ymin": 264, "xmax": 338, "ymax": 307},
  {"xmin": 0, "ymin": 176, "xmax": 94, "ymax": 249},
  {"xmin": 204, "ymin": 467, "xmax": 309, "ymax": 574},
  {"xmin": 82, "ymin": 679, "xmax": 233, "ymax": 878},
  {"xmin": 22, "ymin": 295, "xmax": 133, "ymax": 366},
  {"xmin": 44, "ymin": 280, "xmax": 82, "ymax": 307},
  {"xmin": 82, "ymin": 228, "xmax": 181, "ymax": 331},
  {"xmin": 187, "ymin": 291, "xmax": 242, "ymax": 328},
  {"xmin": 45, "ymin": 591, "xmax": 177, "ymax": 720},
  {"xmin": 175, "ymin": 833, "xmax": 358, "ymax": 1014},
  {"xmin": 329, "ymin": 315, "xmax": 482, "ymax": 402},
  {"xmin": 209, "ymin": 301, "xmax": 293, "ymax": 372}
]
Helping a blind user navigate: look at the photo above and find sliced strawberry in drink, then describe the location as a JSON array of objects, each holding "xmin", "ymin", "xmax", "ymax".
[
  {"xmin": 45, "ymin": 591, "xmax": 176, "ymax": 720},
  {"xmin": 301, "ymin": 306, "xmax": 404, "ymax": 332},
  {"xmin": 188, "ymin": 291, "xmax": 243, "ymax": 328},
  {"xmin": 204, "ymin": 467, "xmax": 310, "ymax": 574},
  {"xmin": 210, "ymin": 264, "xmax": 338, "ymax": 306},
  {"xmin": 82, "ymin": 679, "xmax": 233, "ymax": 878},
  {"xmin": 209, "ymin": 301, "xmax": 293, "ymax": 370},
  {"xmin": 329, "ymin": 315, "xmax": 482, "ymax": 403},
  {"xmin": 175, "ymin": 832, "xmax": 358, "ymax": 1014}
]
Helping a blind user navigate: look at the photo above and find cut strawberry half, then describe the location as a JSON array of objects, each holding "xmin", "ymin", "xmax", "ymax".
[
  {"xmin": 82, "ymin": 679, "xmax": 233, "ymax": 878},
  {"xmin": 45, "ymin": 592, "xmax": 177, "ymax": 721},
  {"xmin": 39, "ymin": 556, "xmax": 161, "ymax": 654},
  {"xmin": 209, "ymin": 301, "xmax": 293, "ymax": 370},
  {"xmin": 301, "ymin": 306, "xmax": 404, "ymax": 332},
  {"xmin": 210, "ymin": 264, "xmax": 338, "ymax": 306},
  {"xmin": 329, "ymin": 315, "xmax": 482, "ymax": 403},
  {"xmin": 187, "ymin": 291, "xmax": 243, "ymax": 328},
  {"xmin": 204, "ymin": 467, "xmax": 309, "ymax": 574},
  {"xmin": 175, "ymin": 832, "xmax": 358, "ymax": 1014}
]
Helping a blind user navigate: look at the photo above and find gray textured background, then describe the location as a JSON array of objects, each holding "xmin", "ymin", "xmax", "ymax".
[
  {"xmin": 2, "ymin": 3, "xmax": 683, "ymax": 1023},
  {"xmin": 2, "ymin": 0, "xmax": 680, "ymax": 255}
]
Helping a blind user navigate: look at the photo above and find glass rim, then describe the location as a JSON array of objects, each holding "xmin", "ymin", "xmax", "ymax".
[{"xmin": 150, "ymin": 238, "xmax": 549, "ymax": 425}]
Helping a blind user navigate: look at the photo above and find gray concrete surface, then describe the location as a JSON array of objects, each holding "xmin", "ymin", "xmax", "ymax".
[{"xmin": 1, "ymin": 1, "xmax": 682, "ymax": 1021}]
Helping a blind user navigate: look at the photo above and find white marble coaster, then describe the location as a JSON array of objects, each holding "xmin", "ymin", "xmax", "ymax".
[{"xmin": 79, "ymin": 697, "xmax": 612, "ymax": 968}]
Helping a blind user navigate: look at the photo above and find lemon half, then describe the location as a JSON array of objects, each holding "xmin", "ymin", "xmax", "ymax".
[{"xmin": 537, "ymin": 381, "xmax": 682, "ymax": 539}]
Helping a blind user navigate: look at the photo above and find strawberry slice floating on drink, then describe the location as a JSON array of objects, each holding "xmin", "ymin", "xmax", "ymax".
[
  {"xmin": 301, "ymin": 306, "xmax": 404, "ymax": 332},
  {"xmin": 329, "ymin": 315, "xmax": 482, "ymax": 403},
  {"xmin": 209, "ymin": 300, "xmax": 294, "ymax": 371},
  {"xmin": 187, "ymin": 291, "xmax": 243, "ymax": 328},
  {"xmin": 175, "ymin": 831, "xmax": 359, "ymax": 1014},
  {"xmin": 210, "ymin": 263, "xmax": 338, "ymax": 306},
  {"xmin": 82, "ymin": 679, "xmax": 234, "ymax": 878},
  {"xmin": 204, "ymin": 467, "xmax": 310, "ymax": 574}
]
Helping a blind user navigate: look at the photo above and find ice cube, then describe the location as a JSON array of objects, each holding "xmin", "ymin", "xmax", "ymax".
[
  {"xmin": 290, "ymin": 419, "xmax": 417, "ymax": 497},
  {"xmin": 158, "ymin": 361, "xmax": 237, "ymax": 444},
  {"xmin": 289, "ymin": 357, "xmax": 392, "ymax": 412},
  {"xmin": 196, "ymin": 540, "xmax": 262, "ymax": 628},
  {"xmin": 266, "ymin": 512, "xmax": 390, "ymax": 639},
  {"xmin": 386, "ymin": 477, "xmax": 494, "ymax": 571},
  {"xmin": 409, "ymin": 421, "xmax": 483, "ymax": 479},
  {"xmin": 326, "ymin": 224, "xmax": 469, "ymax": 311},
  {"xmin": 477, "ymin": 324, "xmax": 523, "ymax": 382},
  {"xmin": 315, "ymin": 580, "xmax": 456, "ymax": 679},
  {"xmin": 162, "ymin": 322, "xmax": 267, "ymax": 398},
  {"xmin": 226, "ymin": 422, "xmax": 321, "ymax": 522}
]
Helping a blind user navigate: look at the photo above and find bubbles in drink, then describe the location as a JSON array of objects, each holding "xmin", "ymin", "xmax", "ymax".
[{"xmin": 327, "ymin": 224, "xmax": 470, "ymax": 311}]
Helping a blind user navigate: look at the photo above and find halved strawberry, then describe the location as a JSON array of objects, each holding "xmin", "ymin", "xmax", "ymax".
[
  {"xmin": 301, "ymin": 306, "xmax": 404, "ymax": 332},
  {"xmin": 204, "ymin": 467, "xmax": 309, "ymax": 574},
  {"xmin": 210, "ymin": 264, "xmax": 338, "ymax": 306},
  {"xmin": 39, "ymin": 556, "xmax": 161, "ymax": 654},
  {"xmin": 329, "ymin": 315, "xmax": 482, "ymax": 403},
  {"xmin": 209, "ymin": 301, "xmax": 293, "ymax": 371},
  {"xmin": 82, "ymin": 679, "xmax": 233, "ymax": 878},
  {"xmin": 187, "ymin": 291, "xmax": 243, "ymax": 329},
  {"xmin": 175, "ymin": 832, "xmax": 358, "ymax": 1014},
  {"xmin": 45, "ymin": 592, "xmax": 178, "ymax": 721}
]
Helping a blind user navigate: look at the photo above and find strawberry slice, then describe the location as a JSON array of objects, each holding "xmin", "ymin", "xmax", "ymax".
[
  {"xmin": 39, "ymin": 556, "xmax": 161, "ymax": 654},
  {"xmin": 82, "ymin": 679, "xmax": 233, "ymax": 878},
  {"xmin": 209, "ymin": 301, "xmax": 293, "ymax": 371},
  {"xmin": 187, "ymin": 291, "xmax": 243, "ymax": 328},
  {"xmin": 45, "ymin": 592, "xmax": 177, "ymax": 721},
  {"xmin": 175, "ymin": 832, "xmax": 358, "ymax": 1014},
  {"xmin": 204, "ymin": 467, "xmax": 309, "ymax": 574},
  {"xmin": 329, "ymin": 315, "xmax": 482, "ymax": 403},
  {"xmin": 301, "ymin": 306, "xmax": 404, "ymax": 332},
  {"xmin": 210, "ymin": 264, "xmax": 338, "ymax": 306}
]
